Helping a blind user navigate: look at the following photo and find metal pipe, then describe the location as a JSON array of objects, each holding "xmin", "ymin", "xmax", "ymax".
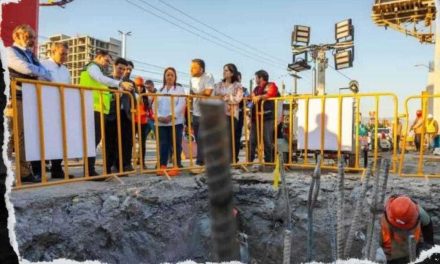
[
  {"xmin": 276, "ymin": 151, "xmax": 293, "ymax": 264},
  {"xmin": 364, "ymin": 158, "xmax": 382, "ymax": 260},
  {"xmin": 336, "ymin": 159, "xmax": 345, "ymax": 260},
  {"xmin": 306, "ymin": 155, "xmax": 321, "ymax": 262},
  {"xmin": 199, "ymin": 99, "xmax": 239, "ymax": 262},
  {"xmin": 344, "ymin": 161, "xmax": 373, "ymax": 258},
  {"xmin": 283, "ymin": 229, "xmax": 292, "ymax": 264},
  {"xmin": 369, "ymin": 159, "xmax": 390, "ymax": 260}
]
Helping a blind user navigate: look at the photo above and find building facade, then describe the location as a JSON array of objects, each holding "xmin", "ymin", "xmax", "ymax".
[{"xmin": 39, "ymin": 34, "xmax": 122, "ymax": 84}]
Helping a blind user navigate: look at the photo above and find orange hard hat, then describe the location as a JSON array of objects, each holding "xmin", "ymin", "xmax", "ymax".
[
  {"xmin": 416, "ymin": 110, "xmax": 422, "ymax": 117},
  {"xmin": 385, "ymin": 195, "xmax": 419, "ymax": 230},
  {"xmin": 134, "ymin": 76, "xmax": 144, "ymax": 86}
]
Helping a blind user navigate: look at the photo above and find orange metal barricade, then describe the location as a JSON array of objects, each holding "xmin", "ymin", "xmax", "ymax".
[
  {"xmin": 259, "ymin": 93, "xmax": 399, "ymax": 172},
  {"xmin": 10, "ymin": 78, "xmax": 137, "ymax": 190},
  {"xmin": 399, "ymin": 93, "xmax": 440, "ymax": 178},
  {"xmin": 9, "ymin": 80, "xmax": 438, "ymax": 190}
]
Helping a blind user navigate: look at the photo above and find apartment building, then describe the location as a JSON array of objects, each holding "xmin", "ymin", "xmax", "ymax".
[{"xmin": 39, "ymin": 34, "xmax": 122, "ymax": 84}]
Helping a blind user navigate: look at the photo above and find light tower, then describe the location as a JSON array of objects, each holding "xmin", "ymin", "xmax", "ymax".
[{"xmin": 289, "ymin": 19, "xmax": 355, "ymax": 95}]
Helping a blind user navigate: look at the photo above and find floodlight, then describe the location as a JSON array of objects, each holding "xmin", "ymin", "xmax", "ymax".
[
  {"xmin": 289, "ymin": 51, "xmax": 311, "ymax": 72},
  {"xmin": 349, "ymin": 80, "xmax": 359, "ymax": 93},
  {"xmin": 335, "ymin": 19, "xmax": 353, "ymax": 42},
  {"xmin": 292, "ymin": 25, "xmax": 311, "ymax": 46},
  {"xmin": 334, "ymin": 49, "xmax": 353, "ymax": 70},
  {"xmin": 288, "ymin": 60, "xmax": 311, "ymax": 72}
]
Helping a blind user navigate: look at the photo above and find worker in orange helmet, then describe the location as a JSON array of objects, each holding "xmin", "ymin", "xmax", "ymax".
[
  {"xmin": 133, "ymin": 76, "xmax": 150, "ymax": 169},
  {"xmin": 380, "ymin": 194, "xmax": 434, "ymax": 264}
]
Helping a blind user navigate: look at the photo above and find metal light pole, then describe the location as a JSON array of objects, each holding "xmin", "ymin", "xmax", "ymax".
[
  {"xmin": 315, "ymin": 49, "xmax": 329, "ymax": 95},
  {"xmin": 289, "ymin": 72, "xmax": 301, "ymax": 95},
  {"xmin": 118, "ymin": 30, "xmax": 132, "ymax": 58}
]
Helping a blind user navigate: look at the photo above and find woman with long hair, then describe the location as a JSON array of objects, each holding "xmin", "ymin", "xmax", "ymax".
[
  {"xmin": 214, "ymin": 63, "xmax": 243, "ymax": 163},
  {"xmin": 155, "ymin": 67, "xmax": 186, "ymax": 176}
]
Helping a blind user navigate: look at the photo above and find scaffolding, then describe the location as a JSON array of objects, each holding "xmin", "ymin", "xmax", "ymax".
[{"xmin": 372, "ymin": 0, "xmax": 437, "ymax": 44}]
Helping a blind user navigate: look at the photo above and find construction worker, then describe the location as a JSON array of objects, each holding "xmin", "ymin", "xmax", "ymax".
[
  {"xmin": 380, "ymin": 195, "xmax": 434, "ymax": 264},
  {"xmin": 79, "ymin": 50, "xmax": 133, "ymax": 177},
  {"xmin": 410, "ymin": 110, "xmax": 424, "ymax": 152},
  {"xmin": 425, "ymin": 114, "xmax": 439, "ymax": 152}
]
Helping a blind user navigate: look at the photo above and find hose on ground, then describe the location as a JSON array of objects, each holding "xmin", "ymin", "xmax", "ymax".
[
  {"xmin": 344, "ymin": 161, "xmax": 373, "ymax": 258},
  {"xmin": 200, "ymin": 100, "xmax": 239, "ymax": 262},
  {"xmin": 306, "ymin": 155, "xmax": 321, "ymax": 262}
]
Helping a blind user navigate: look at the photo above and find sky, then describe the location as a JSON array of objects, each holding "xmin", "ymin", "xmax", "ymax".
[{"xmin": 37, "ymin": 0, "xmax": 435, "ymax": 116}]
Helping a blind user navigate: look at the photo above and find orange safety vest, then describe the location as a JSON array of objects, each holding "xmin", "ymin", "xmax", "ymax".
[
  {"xmin": 381, "ymin": 215, "xmax": 422, "ymax": 261},
  {"xmin": 135, "ymin": 101, "xmax": 148, "ymax": 124},
  {"xmin": 426, "ymin": 120, "xmax": 437, "ymax": 134}
]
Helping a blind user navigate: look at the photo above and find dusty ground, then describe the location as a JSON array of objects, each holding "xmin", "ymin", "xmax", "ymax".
[{"xmin": 9, "ymin": 168, "xmax": 440, "ymax": 264}]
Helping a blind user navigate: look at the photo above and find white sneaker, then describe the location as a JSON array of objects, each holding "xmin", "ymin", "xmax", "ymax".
[
  {"xmin": 433, "ymin": 148, "xmax": 440, "ymax": 156},
  {"xmin": 190, "ymin": 165, "xmax": 205, "ymax": 174}
]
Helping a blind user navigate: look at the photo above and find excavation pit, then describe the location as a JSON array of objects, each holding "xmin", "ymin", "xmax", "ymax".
[{"xmin": 10, "ymin": 172, "xmax": 440, "ymax": 263}]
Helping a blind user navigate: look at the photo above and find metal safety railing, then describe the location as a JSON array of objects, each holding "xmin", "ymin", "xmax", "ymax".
[
  {"xmin": 260, "ymin": 93, "xmax": 399, "ymax": 173},
  {"xmin": 7, "ymin": 79, "xmax": 439, "ymax": 190},
  {"xmin": 399, "ymin": 93, "xmax": 440, "ymax": 178},
  {"xmin": 9, "ymin": 78, "xmax": 137, "ymax": 189}
]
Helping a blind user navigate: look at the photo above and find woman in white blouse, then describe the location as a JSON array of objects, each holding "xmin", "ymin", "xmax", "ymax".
[
  {"xmin": 154, "ymin": 67, "xmax": 186, "ymax": 176},
  {"xmin": 214, "ymin": 63, "xmax": 243, "ymax": 163}
]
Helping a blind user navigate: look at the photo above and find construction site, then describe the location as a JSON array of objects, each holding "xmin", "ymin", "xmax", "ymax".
[{"xmin": 1, "ymin": 0, "xmax": 440, "ymax": 264}]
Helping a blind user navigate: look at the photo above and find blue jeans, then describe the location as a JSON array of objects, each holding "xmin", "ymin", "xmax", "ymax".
[{"xmin": 159, "ymin": 124, "xmax": 183, "ymax": 166}]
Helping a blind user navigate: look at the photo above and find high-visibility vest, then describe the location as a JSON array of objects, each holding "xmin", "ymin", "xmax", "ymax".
[
  {"xmin": 381, "ymin": 215, "xmax": 422, "ymax": 261},
  {"xmin": 414, "ymin": 118, "xmax": 424, "ymax": 134},
  {"xmin": 79, "ymin": 62, "xmax": 111, "ymax": 114},
  {"xmin": 426, "ymin": 120, "xmax": 437, "ymax": 134}
]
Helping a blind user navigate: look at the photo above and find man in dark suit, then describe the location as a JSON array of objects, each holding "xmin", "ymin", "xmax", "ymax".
[
  {"xmin": 119, "ymin": 60, "xmax": 136, "ymax": 172},
  {"xmin": 105, "ymin": 58, "xmax": 129, "ymax": 173}
]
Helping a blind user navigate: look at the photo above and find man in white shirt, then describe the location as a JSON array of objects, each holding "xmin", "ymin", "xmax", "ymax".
[
  {"xmin": 34, "ymin": 42, "xmax": 74, "ymax": 180},
  {"xmin": 189, "ymin": 58, "xmax": 214, "ymax": 174},
  {"xmin": 6, "ymin": 24, "xmax": 52, "ymax": 183}
]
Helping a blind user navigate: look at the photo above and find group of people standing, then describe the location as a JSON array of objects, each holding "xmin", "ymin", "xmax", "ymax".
[
  {"xmin": 143, "ymin": 59, "xmax": 280, "ymax": 176},
  {"xmin": 410, "ymin": 110, "xmax": 439, "ymax": 153},
  {"xmin": 5, "ymin": 24, "xmax": 281, "ymax": 182}
]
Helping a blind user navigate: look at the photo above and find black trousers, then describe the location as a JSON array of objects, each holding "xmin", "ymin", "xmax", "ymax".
[
  {"xmin": 120, "ymin": 112, "xmax": 133, "ymax": 169},
  {"xmin": 135, "ymin": 123, "xmax": 148, "ymax": 164},
  {"xmin": 104, "ymin": 118, "xmax": 119, "ymax": 173},
  {"xmin": 192, "ymin": 115, "xmax": 204, "ymax": 165},
  {"xmin": 31, "ymin": 159, "xmax": 63, "ymax": 176},
  {"xmin": 414, "ymin": 133, "xmax": 422, "ymax": 151},
  {"xmin": 87, "ymin": 111, "xmax": 103, "ymax": 175},
  {"xmin": 226, "ymin": 116, "xmax": 238, "ymax": 163},
  {"xmin": 235, "ymin": 110, "xmax": 245, "ymax": 163}
]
